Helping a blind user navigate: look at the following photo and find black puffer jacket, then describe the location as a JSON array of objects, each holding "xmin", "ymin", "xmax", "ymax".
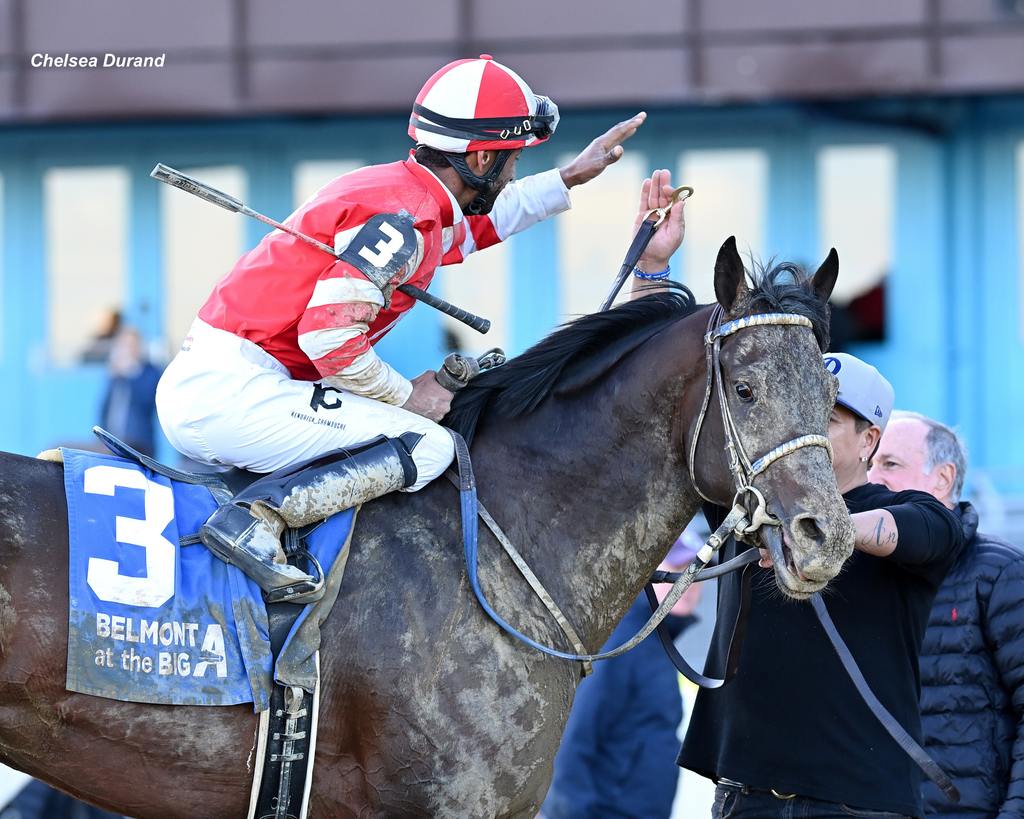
[{"xmin": 920, "ymin": 502, "xmax": 1024, "ymax": 817}]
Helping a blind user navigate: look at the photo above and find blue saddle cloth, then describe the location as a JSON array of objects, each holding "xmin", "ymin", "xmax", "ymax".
[{"xmin": 61, "ymin": 448, "xmax": 352, "ymax": 711}]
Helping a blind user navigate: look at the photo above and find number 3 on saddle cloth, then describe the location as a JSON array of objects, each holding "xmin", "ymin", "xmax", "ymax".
[{"xmin": 60, "ymin": 447, "xmax": 352, "ymax": 712}]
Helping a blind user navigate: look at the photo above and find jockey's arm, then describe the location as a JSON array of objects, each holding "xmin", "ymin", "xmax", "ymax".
[
  {"xmin": 452, "ymin": 170, "xmax": 571, "ymax": 263},
  {"xmin": 297, "ymin": 270, "xmax": 413, "ymax": 406}
]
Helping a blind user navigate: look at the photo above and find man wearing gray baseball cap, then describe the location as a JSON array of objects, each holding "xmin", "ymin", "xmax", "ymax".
[
  {"xmin": 823, "ymin": 352, "xmax": 895, "ymax": 492},
  {"xmin": 681, "ymin": 351, "xmax": 965, "ymax": 818}
]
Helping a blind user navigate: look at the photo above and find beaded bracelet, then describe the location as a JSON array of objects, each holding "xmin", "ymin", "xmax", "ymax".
[{"xmin": 633, "ymin": 265, "xmax": 671, "ymax": 281}]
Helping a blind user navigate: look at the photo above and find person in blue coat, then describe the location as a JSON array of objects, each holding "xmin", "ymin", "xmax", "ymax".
[
  {"xmin": 98, "ymin": 327, "xmax": 162, "ymax": 456},
  {"xmin": 540, "ymin": 536, "xmax": 701, "ymax": 819},
  {"xmin": 1, "ymin": 779, "xmax": 124, "ymax": 819},
  {"xmin": 871, "ymin": 410, "xmax": 1024, "ymax": 817}
]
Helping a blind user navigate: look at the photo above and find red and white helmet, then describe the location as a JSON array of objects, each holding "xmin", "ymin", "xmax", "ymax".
[{"xmin": 409, "ymin": 55, "xmax": 559, "ymax": 153}]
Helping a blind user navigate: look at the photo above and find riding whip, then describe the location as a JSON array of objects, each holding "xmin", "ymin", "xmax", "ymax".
[
  {"xmin": 599, "ymin": 184, "xmax": 693, "ymax": 311},
  {"xmin": 151, "ymin": 163, "xmax": 491, "ymax": 334}
]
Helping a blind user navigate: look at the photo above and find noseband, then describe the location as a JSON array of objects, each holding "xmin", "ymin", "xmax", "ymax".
[{"xmin": 688, "ymin": 305, "xmax": 833, "ymax": 535}]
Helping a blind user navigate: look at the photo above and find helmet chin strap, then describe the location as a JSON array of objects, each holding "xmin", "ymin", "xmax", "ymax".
[{"xmin": 441, "ymin": 150, "xmax": 513, "ymax": 216}]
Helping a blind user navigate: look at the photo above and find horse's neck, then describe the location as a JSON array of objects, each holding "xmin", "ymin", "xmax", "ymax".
[{"xmin": 472, "ymin": 315, "xmax": 707, "ymax": 652}]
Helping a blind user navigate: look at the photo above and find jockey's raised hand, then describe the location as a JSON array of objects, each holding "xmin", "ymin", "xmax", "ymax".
[
  {"xmin": 629, "ymin": 168, "xmax": 687, "ymax": 299},
  {"xmin": 558, "ymin": 113, "xmax": 647, "ymax": 188}
]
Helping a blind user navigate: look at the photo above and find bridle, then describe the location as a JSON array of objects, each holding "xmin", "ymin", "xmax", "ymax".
[
  {"xmin": 444, "ymin": 303, "xmax": 834, "ymax": 676},
  {"xmin": 689, "ymin": 304, "xmax": 833, "ymax": 539},
  {"xmin": 652, "ymin": 306, "xmax": 959, "ymax": 801},
  {"xmin": 444, "ymin": 305, "xmax": 961, "ymax": 801}
]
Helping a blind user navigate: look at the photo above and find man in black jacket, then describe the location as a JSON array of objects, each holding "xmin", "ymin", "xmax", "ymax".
[
  {"xmin": 679, "ymin": 353, "xmax": 964, "ymax": 818},
  {"xmin": 871, "ymin": 411, "xmax": 1024, "ymax": 818}
]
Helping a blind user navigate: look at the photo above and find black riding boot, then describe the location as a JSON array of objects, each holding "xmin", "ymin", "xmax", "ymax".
[{"xmin": 199, "ymin": 434, "xmax": 420, "ymax": 602}]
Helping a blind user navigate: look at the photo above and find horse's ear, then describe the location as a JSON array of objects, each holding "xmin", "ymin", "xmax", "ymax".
[
  {"xmin": 812, "ymin": 248, "xmax": 839, "ymax": 303},
  {"xmin": 714, "ymin": 236, "xmax": 746, "ymax": 312}
]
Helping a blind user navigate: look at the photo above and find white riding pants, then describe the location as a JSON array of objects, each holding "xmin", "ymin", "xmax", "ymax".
[{"xmin": 155, "ymin": 320, "xmax": 454, "ymax": 491}]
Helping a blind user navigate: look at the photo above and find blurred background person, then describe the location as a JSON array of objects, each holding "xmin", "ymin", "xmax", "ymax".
[
  {"xmin": 0, "ymin": 779, "xmax": 125, "ymax": 819},
  {"xmin": 870, "ymin": 411, "xmax": 1024, "ymax": 818},
  {"xmin": 78, "ymin": 308, "xmax": 123, "ymax": 365},
  {"xmin": 540, "ymin": 530, "xmax": 703, "ymax": 819},
  {"xmin": 98, "ymin": 327, "xmax": 162, "ymax": 456}
]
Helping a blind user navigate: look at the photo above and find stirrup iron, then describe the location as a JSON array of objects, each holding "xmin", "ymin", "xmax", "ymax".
[
  {"xmin": 199, "ymin": 506, "xmax": 323, "ymax": 603},
  {"xmin": 198, "ymin": 435, "xmax": 420, "ymax": 603}
]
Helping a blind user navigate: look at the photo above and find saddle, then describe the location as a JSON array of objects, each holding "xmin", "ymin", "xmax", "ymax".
[
  {"xmin": 92, "ymin": 427, "xmax": 331, "ymax": 593},
  {"xmin": 89, "ymin": 427, "xmax": 330, "ymax": 819}
]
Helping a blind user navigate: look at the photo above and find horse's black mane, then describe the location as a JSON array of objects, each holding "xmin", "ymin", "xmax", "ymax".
[{"xmin": 445, "ymin": 265, "xmax": 829, "ymax": 445}]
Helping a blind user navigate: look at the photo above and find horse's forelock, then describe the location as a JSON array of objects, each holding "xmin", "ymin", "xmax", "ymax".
[{"xmin": 737, "ymin": 261, "xmax": 831, "ymax": 351}]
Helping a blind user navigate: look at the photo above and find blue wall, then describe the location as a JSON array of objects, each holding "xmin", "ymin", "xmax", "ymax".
[{"xmin": 1, "ymin": 99, "xmax": 1022, "ymax": 491}]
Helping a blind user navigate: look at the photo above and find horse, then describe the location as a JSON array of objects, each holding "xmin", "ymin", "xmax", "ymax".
[{"xmin": 0, "ymin": 237, "xmax": 854, "ymax": 818}]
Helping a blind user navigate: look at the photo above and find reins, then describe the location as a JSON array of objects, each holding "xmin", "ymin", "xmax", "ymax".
[
  {"xmin": 444, "ymin": 306, "xmax": 831, "ymax": 682},
  {"xmin": 444, "ymin": 228, "xmax": 959, "ymax": 800}
]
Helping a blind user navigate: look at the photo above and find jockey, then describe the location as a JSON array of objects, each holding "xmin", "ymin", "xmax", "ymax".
[{"xmin": 155, "ymin": 55, "xmax": 646, "ymax": 601}]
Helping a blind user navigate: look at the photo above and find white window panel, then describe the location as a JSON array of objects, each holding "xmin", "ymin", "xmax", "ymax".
[
  {"xmin": 558, "ymin": 154, "xmax": 644, "ymax": 318},
  {"xmin": 44, "ymin": 166, "xmax": 128, "ymax": 366},
  {"xmin": 818, "ymin": 145, "xmax": 895, "ymax": 304},
  {"xmin": 293, "ymin": 160, "xmax": 362, "ymax": 210},
  {"xmin": 162, "ymin": 166, "xmax": 246, "ymax": 348},
  {"xmin": 679, "ymin": 149, "xmax": 767, "ymax": 305},
  {"xmin": 435, "ymin": 242, "xmax": 510, "ymax": 356}
]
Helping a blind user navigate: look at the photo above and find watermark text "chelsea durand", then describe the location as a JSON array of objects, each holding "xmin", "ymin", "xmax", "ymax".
[{"xmin": 31, "ymin": 53, "xmax": 166, "ymax": 69}]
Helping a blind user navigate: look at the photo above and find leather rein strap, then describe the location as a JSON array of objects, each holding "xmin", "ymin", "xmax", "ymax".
[
  {"xmin": 810, "ymin": 594, "xmax": 959, "ymax": 802},
  {"xmin": 445, "ymin": 429, "xmax": 757, "ymax": 678},
  {"xmin": 442, "ymin": 301, "xmax": 958, "ymax": 801},
  {"xmin": 598, "ymin": 185, "xmax": 693, "ymax": 311},
  {"xmin": 442, "ymin": 309, "xmax": 834, "ymax": 683}
]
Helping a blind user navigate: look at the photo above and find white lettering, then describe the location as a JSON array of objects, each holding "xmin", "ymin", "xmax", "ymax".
[
  {"xmin": 96, "ymin": 612, "xmax": 110, "ymax": 638},
  {"xmin": 192, "ymin": 625, "xmax": 227, "ymax": 679},
  {"xmin": 103, "ymin": 53, "xmax": 116, "ymax": 68},
  {"xmin": 159, "ymin": 622, "xmax": 174, "ymax": 646},
  {"xmin": 140, "ymin": 619, "xmax": 158, "ymax": 644},
  {"xmin": 111, "ymin": 615, "xmax": 125, "ymax": 641}
]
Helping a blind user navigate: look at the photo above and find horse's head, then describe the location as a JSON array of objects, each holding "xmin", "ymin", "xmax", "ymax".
[{"xmin": 687, "ymin": 237, "xmax": 854, "ymax": 599}]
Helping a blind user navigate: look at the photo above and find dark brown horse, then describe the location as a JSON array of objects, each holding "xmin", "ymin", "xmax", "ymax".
[{"xmin": 0, "ymin": 238, "xmax": 853, "ymax": 818}]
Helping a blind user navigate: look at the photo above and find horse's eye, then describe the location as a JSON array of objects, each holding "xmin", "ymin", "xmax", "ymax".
[{"xmin": 735, "ymin": 382, "xmax": 754, "ymax": 402}]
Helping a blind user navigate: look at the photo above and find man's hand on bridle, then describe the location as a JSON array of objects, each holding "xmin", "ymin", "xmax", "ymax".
[{"xmin": 559, "ymin": 112, "xmax": 646, "ymax": 188}]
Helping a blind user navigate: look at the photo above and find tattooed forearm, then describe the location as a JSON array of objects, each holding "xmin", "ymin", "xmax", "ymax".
[
  {"xmin": 872, "ymin": 517, "xmax": 898, "ymax": 548},
  {"xmin": 852, "ymin": 510, "xmax": 899, "ymax": 557}
]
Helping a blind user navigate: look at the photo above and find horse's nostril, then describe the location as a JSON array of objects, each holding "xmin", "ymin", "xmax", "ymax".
[{"xmin": 796, "ymin": 515, "xmax": 825, "ymax": 546}]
